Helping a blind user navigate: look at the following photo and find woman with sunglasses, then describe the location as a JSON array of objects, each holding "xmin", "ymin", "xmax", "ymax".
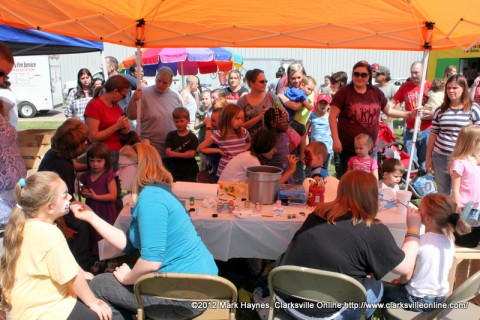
[
  {"xmin": 85, "ymin": 75, "xmax": 131, "ymax": 171},
  {"xmin": 329, "ymin": 61, "xmax": 413, "ymax": 177},
  {"xmin": 71, "ymin": 142, "xmax": 217, "ymax": 319},
  {"xmin": 237, "ymin": 68, "xmax": 280, "ymax": 134}
]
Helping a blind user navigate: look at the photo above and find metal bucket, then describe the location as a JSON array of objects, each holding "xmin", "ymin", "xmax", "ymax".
[{"xmin": 247, "ymin": 166, "xmax": 283, "ymax": 205}]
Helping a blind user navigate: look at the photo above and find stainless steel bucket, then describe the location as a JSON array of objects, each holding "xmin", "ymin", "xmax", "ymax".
[{"xmin": 246, "ymin": 166, "xmax": 283, "ymax": 205}]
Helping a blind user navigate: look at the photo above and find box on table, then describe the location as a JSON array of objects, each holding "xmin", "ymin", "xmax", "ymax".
[
  {"xmin": 17, "ymin": 129, "xmax": 55, "ymax": 169},
  {"xmin": 279, "ymin": 184, "xmax": 307, "ymax": 203}
]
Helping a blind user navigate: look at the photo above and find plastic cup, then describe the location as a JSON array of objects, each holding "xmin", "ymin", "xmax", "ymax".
[{"xmin": 396, "ymin": 190, "xmax": 412, "ymax": 215}]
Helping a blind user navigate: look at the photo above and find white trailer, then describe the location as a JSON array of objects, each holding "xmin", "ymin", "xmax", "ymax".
[{"xmin": 9, "ymin": 55, "xmax": 63, "ymax": 118}]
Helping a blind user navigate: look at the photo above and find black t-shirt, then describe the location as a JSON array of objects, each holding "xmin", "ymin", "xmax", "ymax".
[
  {"xmin": 164, "ymin": 130, "xmax": 199, "ymax": 181},
  {"xmin": 278, "ymin": 212, "xmax": 405, "ymax": 282},
  {"xmin": 38, "ymin": 149, "xmax": 75, "ymax": 197}
]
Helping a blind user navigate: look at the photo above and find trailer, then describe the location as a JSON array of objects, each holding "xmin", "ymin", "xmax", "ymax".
[{"xmin": 8, "ymin": 55, "xmax": 64, "ymax": 118}]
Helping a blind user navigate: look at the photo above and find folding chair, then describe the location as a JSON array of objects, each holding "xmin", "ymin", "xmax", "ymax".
[
  {"xmin": 134, "ymin": 272, "xmax": 237, "ymax": 320},
  {"xmin": 267, "ymin": 265, "xmax": 367, "ymax": 320},
  {"xmin": 385, "ymin": 270, "xmax": 480, "ymax": 319}
]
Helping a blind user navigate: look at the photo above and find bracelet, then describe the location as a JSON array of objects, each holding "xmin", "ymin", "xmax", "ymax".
[
  {"xmin": 206, "ymin": 127, "xmax": 212, "ymax": 130},
  {"xmin": 405, "ymin": 233, "xmax": 420, "ymax": 239},
  {"xmin": 407, "ymin": 229, "xmax": 420, "ymax": 234}
]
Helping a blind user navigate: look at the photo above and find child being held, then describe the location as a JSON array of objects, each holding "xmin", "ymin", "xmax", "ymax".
[
  {"xmin": 382, "ymin": 193, "xmax": 470, "ymax": 312},
  {"xmin": 424, "ymin": 78, "xmax": 445, "ymax": 111},
  {"xmin": 165, "ymin": 107, "xmax": 199, "ymax": 182},
  {"xmin": 347, "ymin": 133, "xmax": 379, "ymax": 179},
  {"xmin": 303, "ymin": 141, "xmax": 328, "ymax": 179},
  {"xmin": 280, "ymin": 76, "xmax": 316, "ymax": 136},
  {"xmin": 378, "ymin": 158, "xmax": 404, "ymax": 191}
]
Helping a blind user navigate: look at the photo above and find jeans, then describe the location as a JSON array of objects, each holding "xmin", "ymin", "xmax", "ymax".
[
  {"xmin": 67, "ymin": 300, "xmax": 99, "ymax": 320},
  {"xmin": 280, "ymin": 277, "xmax": 383, "ymax": 320},
  {"xmin": 403, "ymin": 129, "xmax": 430, "ymax": 170},
  {"xmin": 431, "ymin": 152, "xmax": 451, "ymax": 195},
  {"xmin": 382, "ymin": 284, "xmax": 446, "ymax": 312},
  {"xmin": 337, "ymin": 277, "xmax": 383, "ymax": 320},
  {"xmin": 90, "ymin": 273, "xmax": 204, "ymax": 320}
]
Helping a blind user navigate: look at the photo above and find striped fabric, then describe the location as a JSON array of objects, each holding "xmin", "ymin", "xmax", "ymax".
[
  {"xmin": 431, "ymin": 103, "xmax": 480, "ymax": 155},
  {"xmin": 212, "ymin": 128, "xmax": 251, "ymax": 176}
]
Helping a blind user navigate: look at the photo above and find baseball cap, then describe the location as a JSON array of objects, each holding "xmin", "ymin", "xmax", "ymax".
[
  {"xmin": 375, "ymin": 66, "xmax": 390, "ymax": 75},
  {"xmin": 316, "ymin": 93, "xmax": 332, "ymax": 104},
  {"xmin": 371, "ymin": 63, "xmax": 381, "ymax": 71}
]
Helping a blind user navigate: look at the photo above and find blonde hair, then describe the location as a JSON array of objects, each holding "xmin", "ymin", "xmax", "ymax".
[
  {"xmin": 355, "ymin": 133, "xmax": 373, "ymax": 148},
  {"xmin": 449, "ymin": 124, "xmax": 480, "ymax": 169},
  {"xmin": 420, "ymin": 193, "xmax": 470, "ymax": 237},
  {"xmin": 0, "ymin": 172, "xmax": 61, "ymax": 310},
  {"xmin": 119, "ymin": 142, "xmax": 173, "ymax": 203},
  {"xmin": 314, "ymin": 170, "xmax": 378, "ymax": 226}
]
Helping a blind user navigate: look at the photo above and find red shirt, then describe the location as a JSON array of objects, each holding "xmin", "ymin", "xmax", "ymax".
[
  {"xmin": 84, "ymin": 97, "xmax": 124, "ymax": 150},
  {"xmin": 393, "ymin": 81, "xmax": 432, "ymax": 130}
]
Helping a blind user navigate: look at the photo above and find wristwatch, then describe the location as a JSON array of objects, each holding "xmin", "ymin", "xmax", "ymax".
[{"xmin": 206, "ymin": 127, "xmax": 212, "ymax": 130}]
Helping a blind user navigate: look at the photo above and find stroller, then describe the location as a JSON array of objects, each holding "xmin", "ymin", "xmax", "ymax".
[{"xmin": 377, "ymin": 122, "xmax": 436, "ymax": 199}]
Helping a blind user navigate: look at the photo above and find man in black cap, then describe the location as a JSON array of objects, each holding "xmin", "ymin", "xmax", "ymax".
[{"xmin": 374, "ymin": 65, "xmax": 398, "ymax": 129}]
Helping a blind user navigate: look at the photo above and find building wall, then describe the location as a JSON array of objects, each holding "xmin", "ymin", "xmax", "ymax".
[{"xmin": 59, "ymin": 43, "xmax": 423, "ymax": 90}]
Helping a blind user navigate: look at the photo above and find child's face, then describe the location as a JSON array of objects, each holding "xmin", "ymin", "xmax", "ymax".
[
  {"xmin": 301, "ymin": 82, "xmax": 315, "ymax": 95},
  {"xmin": 354, "ymin": 138, "xmax": 371, "ymax": 157},
  {"xmin": 382, "ymin": 171, "xmax": 403, "ymax": 188},
  {"xmin": 211, "ymin": 91, "xmax": 219, "ymax": 101},
  {"xmin": 446, "ymin": 80, "xmax": 463, "ymax": 102},
  {"xmin": 52, "ymin": 181, "xmax": 72, "ymax": 219},
  {"xmin": 289, "ymin": 71, "xmax": 304, "ymax": 88},
  {"xmin": 89, "ymin": 157, "xmax": 106, "ymax": 173},
  {"xmin": 201, "ymin": 93, "xmax": 212, "ymax": 109},
  {"xmin": 316, "ymin": 101, "xmax": 330, "ymax": 114},
  {"xmin": 232, "ymin": 111, "xmax": 244, "ymax": 129},
  {"xmin": 304, "ymin": 148, "xmax": 324, "ymax": 169},
  {"xmin": 174, "ymin": 117, "xmax": 189, "ymax": 131},
  {"xmin": 211, "ymin": 112, "xmax": 220, "ymax": 130},
  {"xmin": 260, "ymin": 147, "xmax": 277, "ymax": 160}
]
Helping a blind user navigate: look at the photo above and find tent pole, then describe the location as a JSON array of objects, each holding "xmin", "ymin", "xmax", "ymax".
[
  {"xmin": 101, "ymin": 51, "xmax": 108, "ymax": 81},
  {"xmin": 135, "ymin": 47, "xmax": 142, "ymax": 136},
  {"xmin": 404, "ymin": 48, "xmax": 430, "ymax": 190}
]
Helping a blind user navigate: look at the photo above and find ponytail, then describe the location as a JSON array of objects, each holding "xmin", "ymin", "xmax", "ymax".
[
  {"xmin": 0, "ymin": 172, "xmax": 61, "ymax": 310},
  {"xmin": 0, "ymin": 208, "xmax": 26, "ymax": 310}
]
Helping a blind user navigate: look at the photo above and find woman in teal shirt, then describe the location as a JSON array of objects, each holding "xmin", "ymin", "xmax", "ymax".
[{"xmin": 71, "ymin": 142, "xmax": 217, "ymax": 319}]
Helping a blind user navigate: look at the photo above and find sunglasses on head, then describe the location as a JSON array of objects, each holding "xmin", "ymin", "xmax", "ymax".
[{"xmin": 353, "ymin": 72, "xmax": 369, "ymax": 78}]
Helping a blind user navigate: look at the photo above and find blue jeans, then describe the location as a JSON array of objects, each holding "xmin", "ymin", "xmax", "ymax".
[
  {"xmin": 382, "ymin": 284, "xmax": 445, "ymax": 312},
  {"xmin": 403, "ymin": 129, "xmax": 430, "ymax": 169},
  {"xmin": 337, "ymin": 277, "xmax": 383, "ymax": 320},
  {"xmin": 90, "ymin": 273, "xmax": 204, "ymax": 320},
  {"xmin": 431, "ymin": 152, "xmax": 451, "ymax": 195}
]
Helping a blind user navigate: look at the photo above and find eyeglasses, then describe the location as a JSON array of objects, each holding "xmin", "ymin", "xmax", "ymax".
[
  {"xmin": 375, "ymin": 73, "xmax": 384, "ymax": 76},
  {"xmin": 256, "ymin": 80, "xmax": 268, "ymax": 84},
  {"xmin": 353, "ymin": 72, "xmax": 369, "ymax": 78},
  {"xmin": 117, "ymin": 163, "xmax": 137, "ymax": 170}
]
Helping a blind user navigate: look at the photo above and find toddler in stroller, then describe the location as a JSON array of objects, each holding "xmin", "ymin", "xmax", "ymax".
[{"xmin": 377, "ymin": 122, "xmax": 436, "ymax": 199}]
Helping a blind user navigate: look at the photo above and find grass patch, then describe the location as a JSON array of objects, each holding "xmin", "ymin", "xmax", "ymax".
[{"xmin": 18, "ymin": 120, "xmax": 63, "ymax": 130}]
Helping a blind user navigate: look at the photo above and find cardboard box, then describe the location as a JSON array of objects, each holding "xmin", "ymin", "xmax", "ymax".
[
  {"xmin": 279, "ymin": 184, "xmax": 307, "ymax": 203},
  {"xmin": 17, "ymin": 129, "xmax": 55, "ymax": 169}
]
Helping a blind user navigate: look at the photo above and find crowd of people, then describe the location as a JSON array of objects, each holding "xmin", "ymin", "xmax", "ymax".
[{"xmin": 1, "ymin": 41, "xmax": 480, "ymax": 319}]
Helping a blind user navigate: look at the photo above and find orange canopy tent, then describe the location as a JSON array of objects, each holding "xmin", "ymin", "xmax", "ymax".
[
  {"xmin": 0, "ymin": 0, "xmax": 479, "ymax": 51},
  {"xmin": 2, "ymin": 0, "xmax": 479, "ymax": 186}
]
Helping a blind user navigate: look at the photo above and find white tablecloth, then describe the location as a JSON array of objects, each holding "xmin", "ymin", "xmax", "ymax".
[{"xmin": 190, "ymin": 205, "xmax": 409, "ymax": 262}]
